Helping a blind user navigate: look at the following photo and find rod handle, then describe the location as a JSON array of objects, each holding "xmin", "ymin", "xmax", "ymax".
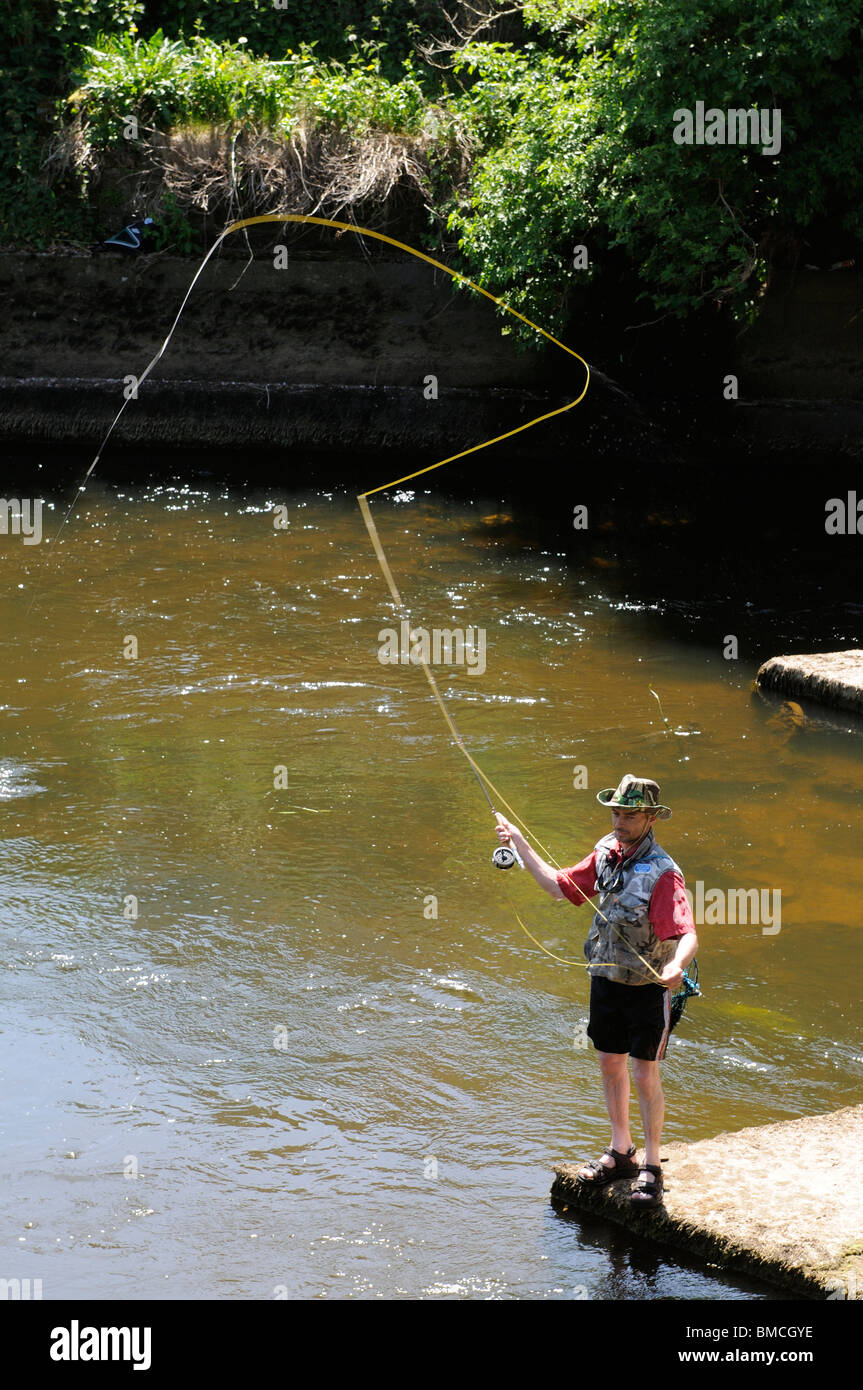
[{"xmin": 494, "ymin": 812, "xmax": 524, "ymax": 869}]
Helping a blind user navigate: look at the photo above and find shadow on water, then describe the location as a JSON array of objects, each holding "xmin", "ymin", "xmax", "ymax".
[
  {"xmin": 21, "ymin": 430, "xmax": 863, "ymax": 656},
  {"xmin": 549, "ymin": 1205, "xmax": 795, "ymax": 1302}
]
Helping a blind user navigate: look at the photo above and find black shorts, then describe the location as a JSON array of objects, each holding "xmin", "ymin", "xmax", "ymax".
[{"xmin": 587, "ymin": 975, "xmax": 671, "ymax": 1061}]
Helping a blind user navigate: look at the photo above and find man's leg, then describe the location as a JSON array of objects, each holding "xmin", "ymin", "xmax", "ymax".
[
  {"xmin": 601, "ymin": 1050, "xmax": 634, "ymax": 1155},
  {"xmin": 578, "ymin": 1051, "xmax": 633, "ymax": 1175},
  {"xmin": 631, "ymin": 1057, "xmax": 664, "ymax": 1167}
]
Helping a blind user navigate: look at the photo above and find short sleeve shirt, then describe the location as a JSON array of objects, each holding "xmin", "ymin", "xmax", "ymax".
[{"xmin": 556, "ymin": 842, "xmax": 695, "ymax": 940}]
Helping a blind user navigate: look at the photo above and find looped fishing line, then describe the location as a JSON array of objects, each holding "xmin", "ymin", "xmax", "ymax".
[{"xmin": 43, "ymin": 209, "xmax": 663, "ymax": 982}]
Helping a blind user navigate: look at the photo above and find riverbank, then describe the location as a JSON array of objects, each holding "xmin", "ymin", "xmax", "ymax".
[
  {"xmin": 2, "ymin": 251, "xmax": 863, "ymax": 471},
  {"xmin": 552, "ymin": 1105, "xmax": 863, "ymax": 1299}
]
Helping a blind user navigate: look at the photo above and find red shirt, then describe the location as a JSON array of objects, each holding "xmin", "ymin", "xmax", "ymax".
[{"xmin": 556, "ymin": 842, "xmax": 695, "ymax": 940}]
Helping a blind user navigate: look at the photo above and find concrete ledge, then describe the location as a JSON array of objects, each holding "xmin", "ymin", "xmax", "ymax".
[
  {"xmin": 0, "ymin": 377, "xmax": 558, "ymax": 453},
  {"xmin": 551, "ymin": 1105, "xmax": 863, "ymax": 1298},
  {"xmin": 756, "ymin": 650, "xmax": 863, "ymax": 715}
]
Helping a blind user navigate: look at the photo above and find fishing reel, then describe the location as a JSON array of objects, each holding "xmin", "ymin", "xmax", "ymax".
[{"xmin": 492, "ymin": 811, "xmax": 525, "ymax": 870}]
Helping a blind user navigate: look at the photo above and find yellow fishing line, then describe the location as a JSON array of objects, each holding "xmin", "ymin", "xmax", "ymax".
[
  {"xmin": 344, "ymin": 236, "xmax": 659, "ymax": 981},
  {"xmin": 57, "ymin": 209, "xmax": 658, "ymax": 980}
]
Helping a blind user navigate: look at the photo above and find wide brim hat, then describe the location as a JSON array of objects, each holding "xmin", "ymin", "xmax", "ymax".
[{"xmin": 596, "ymin": 773, "xmax": 672, "ymax": 820}]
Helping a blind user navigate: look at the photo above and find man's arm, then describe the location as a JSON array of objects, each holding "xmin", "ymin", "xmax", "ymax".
[
  {"xmin": 658, "ymin": 929, "xmax": 699, "ymax": 990},
  {"xmin": 650, "ymin": 869, "xmax": 699, "ymax": 989},
  {"xmin": 494, "ymin": 817, "xmax": 565, "ymax": 898}
]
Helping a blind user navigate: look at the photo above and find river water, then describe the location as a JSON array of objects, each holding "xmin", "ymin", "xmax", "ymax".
[{"xmin": 2, "ymin": 477, "xmax": 861, "ymax": 1300}]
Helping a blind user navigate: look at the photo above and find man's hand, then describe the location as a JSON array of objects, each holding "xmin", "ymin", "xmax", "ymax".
[
  {"xmin": 494, "ymin": 815, "xmax": 564, "ymax": 898},
  {"xmin": 495, "ymin": 814, "xmax": 528, "ymax": 855},
  {"xmin": 658, "ymin": 962, "xmax": 684, "ymax": 991},
  {"xmin": 495, "ymin": 815, "xmax": 521, "ymax": 847}
]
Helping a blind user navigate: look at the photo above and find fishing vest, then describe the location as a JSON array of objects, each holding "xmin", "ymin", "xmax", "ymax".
[{"xmin": 584, "ymin": 831, "xmax": 681, "ymax": 987}]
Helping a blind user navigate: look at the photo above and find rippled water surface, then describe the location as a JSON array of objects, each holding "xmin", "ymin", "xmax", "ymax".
[{"xmin": 2, "ymin": 480, "xmax": 861, "ymax": 1299}]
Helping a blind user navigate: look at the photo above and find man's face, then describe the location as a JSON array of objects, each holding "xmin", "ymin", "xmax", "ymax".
[{"xmin": 611, "ymin": 808, "xmax": 657, "ymax": 847}]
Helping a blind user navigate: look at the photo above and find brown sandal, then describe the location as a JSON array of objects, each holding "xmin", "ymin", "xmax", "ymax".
[
  {"xmin": 630, "ymin": 1162, "xmax": 664, "ymax": 1207},
  {"xmin": 576, "ymin": 1144, "xmax": 638, "ymax": 1186}
]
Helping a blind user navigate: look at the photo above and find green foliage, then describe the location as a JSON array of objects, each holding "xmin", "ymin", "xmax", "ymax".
[
  {"xmin": 71, "ymin": 31, "xmax": 436, "ymax": 141},
  {"xmin": 0, "ymin": 0, "xmax": 144, "ymax": 243},
  {"xmin": 447, "ymin": 0, "xmax": 863, "ymax": 329},
  {"xmin": 137, "ymin": 1, "xmax": 445, "ymax": 74},
  {"xmin": 147, "ymin": 190, "xmax": 195, "ymax": 252},
  {"xmin": 0, "ymin": 0, "xmax": 446, "ymax": 244},
  {"xmin": 4, "ymin": 0, "xmax": 863, "ymax": 343}
]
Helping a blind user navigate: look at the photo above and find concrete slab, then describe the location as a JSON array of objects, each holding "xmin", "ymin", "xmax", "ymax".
[
  {"xmin": 551, "ymin": 1105, "xmax": 863, "ymax": 1298},
  {"xmin": 756, "ymin": 650, "xmax": 863, "ymax": 715}
]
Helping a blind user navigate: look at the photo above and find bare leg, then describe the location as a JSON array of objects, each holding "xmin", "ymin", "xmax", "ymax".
[
  {"xmin": 602, "ymin": 1051, "xmax": 634, "ymax": 1154},
  {"xmin": 631, "ymin": 1057, "xmax": 664, "ymax": 1168},
  {"xmin": 579, "ymin": 1051, "xmax": 633, "ymax": 1177}
]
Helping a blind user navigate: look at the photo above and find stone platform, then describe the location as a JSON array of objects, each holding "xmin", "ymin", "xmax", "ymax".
[
  {"xmin": 756, "ymin": 650, "xmax": 863, "ymax": 715},
  {"xmin": 551, "ymin": 1105, "xmax": 863, "ymax": 1298}
]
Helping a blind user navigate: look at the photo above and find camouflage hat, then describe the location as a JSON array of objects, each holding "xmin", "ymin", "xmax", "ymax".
[{"xmin": 596, "ymin": 773, "xmax": 672, "ymax": 820}]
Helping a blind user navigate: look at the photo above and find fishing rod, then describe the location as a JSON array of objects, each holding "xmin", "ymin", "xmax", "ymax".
[
  {"xmin": 418, "ymin": 683, "xmax": 524, "ymax": 871},
  {"xmin": 646, "ymin": 684, "xmax": 702, "ymax": 1026},
  {"xmin": 445, "ymin": 727, "xmax": 524, "ymax": 871}
]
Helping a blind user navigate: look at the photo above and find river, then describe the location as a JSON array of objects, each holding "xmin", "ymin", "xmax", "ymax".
[{"xmin": 1, "ymin": 475, "xmax": 861, "ymax": 1300}]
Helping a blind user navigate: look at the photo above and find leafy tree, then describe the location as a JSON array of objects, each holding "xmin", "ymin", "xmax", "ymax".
[
  {"xmin": 0, "ymin": 1, "xmax": 144, "ymax": 242},
  {"xmin": 447, "ymin": 0, "xmax": 863, "ymax": 329}
]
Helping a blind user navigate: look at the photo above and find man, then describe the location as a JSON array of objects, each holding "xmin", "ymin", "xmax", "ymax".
[{"xmin": 495, "ymin": 773, "xmax": 697, "ymax": 1208}]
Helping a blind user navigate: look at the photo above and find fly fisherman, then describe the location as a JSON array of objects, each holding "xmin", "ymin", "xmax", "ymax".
[{"xmin": 495, "ymin": 774, "xmax": 697, "ymax": 1208}]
